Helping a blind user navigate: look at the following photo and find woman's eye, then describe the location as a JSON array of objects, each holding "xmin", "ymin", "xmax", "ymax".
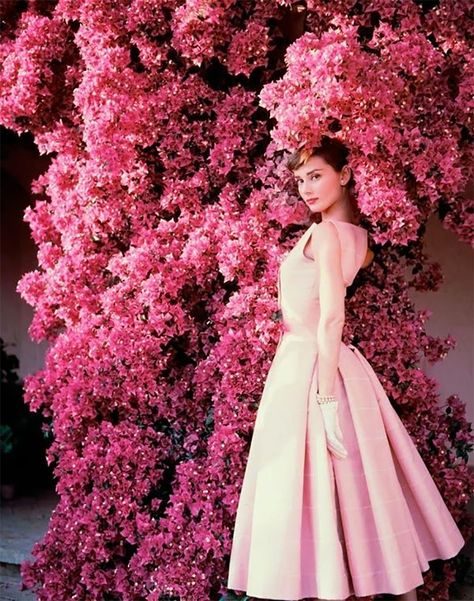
[{"xmin": 296, "ymin": 175, "xmax": 320, "ymax": 184}]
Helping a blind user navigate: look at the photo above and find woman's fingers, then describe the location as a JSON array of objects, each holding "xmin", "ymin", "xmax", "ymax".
[
  {"xmin": 328, "ymin": 435, "xmax": 348, "ymax": 459},
  {"xmin": 319, "ymin": 402, "xmax": 348, "ymax": 458}
]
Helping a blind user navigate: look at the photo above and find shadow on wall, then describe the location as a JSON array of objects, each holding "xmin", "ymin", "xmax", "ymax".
[
  {"xmin": 407, "ymin": 213, "xmax": 474, "ymax": 466},
  {"xmin": 1, "ymin": 337, "xmax": 54, "ymax": 499},
  {"xmin": 1, "ymin": 127, "xmax": 54, "ymax": 498},
  {"xmin": 1, "ymin": 126, "xmax": 51, "ymax": 380}
]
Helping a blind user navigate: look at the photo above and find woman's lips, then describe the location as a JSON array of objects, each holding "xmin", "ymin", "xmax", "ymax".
[{"xmin": 307, "ymin": 198, "xmax": 319, "ymax": 203}]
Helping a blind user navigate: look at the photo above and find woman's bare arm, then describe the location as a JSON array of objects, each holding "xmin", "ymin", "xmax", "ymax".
[{"xmin": 311, "ymin": 221, "xmax": 346, "ymax": 396}]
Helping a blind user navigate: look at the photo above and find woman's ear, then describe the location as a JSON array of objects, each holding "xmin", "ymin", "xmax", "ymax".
[{"xmin": 340, "ymin": 165, "xmax": 352, "ymax": 186}]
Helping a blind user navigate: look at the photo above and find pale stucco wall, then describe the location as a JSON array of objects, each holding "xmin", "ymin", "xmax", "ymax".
[{"xmin": 409, "ymin": 214, "xmax": 474, "ymax": 465}]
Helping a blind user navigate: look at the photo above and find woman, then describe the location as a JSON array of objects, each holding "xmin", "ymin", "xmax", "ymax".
[{"xmin": 226, "ymin": 136, "xmax": 465, "ymax": 601}]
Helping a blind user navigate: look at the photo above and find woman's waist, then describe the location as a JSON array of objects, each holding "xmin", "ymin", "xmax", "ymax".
[
  {"xmin": 280, "ymin": 323, "xmax": 318, "ymax": 340},
  {"xmin": 278, "ymin": 323, "xmax": 357, "ymax": 350}
]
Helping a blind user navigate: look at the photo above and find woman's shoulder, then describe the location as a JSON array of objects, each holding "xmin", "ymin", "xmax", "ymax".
[
  {"xmin": 314, "ymin": 218, "xmax": 366, "ymax": 242},
  {"xmin": 316, "ymin": 218, "xmax": 374, "ymax": 269}
]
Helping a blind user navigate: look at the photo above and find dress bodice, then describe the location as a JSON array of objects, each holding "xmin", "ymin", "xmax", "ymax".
[{"xmin": 278, "ymin": 219, "xmax": 368, "ymax": 338}]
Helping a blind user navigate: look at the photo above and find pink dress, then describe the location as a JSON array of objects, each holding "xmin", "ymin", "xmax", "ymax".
[{"xmin": 226, "ymin": 219, "xmax": 465, "ymax": 600}]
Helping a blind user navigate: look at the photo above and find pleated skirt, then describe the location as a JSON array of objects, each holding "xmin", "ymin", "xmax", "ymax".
[{"xmin": 226, "ymin": 335, "xmax": 465, "ymax": 600}]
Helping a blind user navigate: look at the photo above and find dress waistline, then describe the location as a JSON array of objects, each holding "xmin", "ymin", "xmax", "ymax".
[{"xmin": 278, "ymin": 330, "xmax": 358, "ymax": 353}]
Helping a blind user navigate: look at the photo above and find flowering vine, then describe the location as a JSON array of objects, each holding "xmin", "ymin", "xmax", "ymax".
[{"xmin": 0, "ymin": 1, "xmax": 472, "ymax": 600}]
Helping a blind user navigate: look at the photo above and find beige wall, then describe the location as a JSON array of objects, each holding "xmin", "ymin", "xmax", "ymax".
[{"xmin": 409, "ymin": 214, "xmax": 474, "ymax": 465}]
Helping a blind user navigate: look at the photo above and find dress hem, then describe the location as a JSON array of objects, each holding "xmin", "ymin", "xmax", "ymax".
[{"xmin": 227, "ymin": 541, "xmax": 465, "ymax": 601}]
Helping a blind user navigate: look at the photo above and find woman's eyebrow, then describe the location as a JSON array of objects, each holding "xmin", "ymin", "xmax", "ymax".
[{"xmin": 294, "ymin": 168, "xmax": 323, "ymax": 178}]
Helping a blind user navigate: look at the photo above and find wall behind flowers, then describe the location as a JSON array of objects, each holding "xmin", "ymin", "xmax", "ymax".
[{"xmin": 0, "ymin": 1, "xmax": 472, "ymax": 599}]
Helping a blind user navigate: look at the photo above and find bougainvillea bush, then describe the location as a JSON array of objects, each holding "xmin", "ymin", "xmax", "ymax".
[{"xmin": 0, "ymin": 0, "xmax": 472, "ymax": 599}]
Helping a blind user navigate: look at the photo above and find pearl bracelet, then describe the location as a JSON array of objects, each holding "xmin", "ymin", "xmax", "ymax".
[{"xmin": 316, "ymin": 392, "xmax": 337, "ymax": 404}]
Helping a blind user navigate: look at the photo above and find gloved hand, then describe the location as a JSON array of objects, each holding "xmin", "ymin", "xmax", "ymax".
[{"xmin": 319, "ymin": 401, "xmax": 348, "ymax": 460}]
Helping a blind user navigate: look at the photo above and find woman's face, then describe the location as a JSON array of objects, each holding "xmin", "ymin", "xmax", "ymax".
[{"xmin": 292, "ymin": 155, "xmax": 349, "ymax": 214}]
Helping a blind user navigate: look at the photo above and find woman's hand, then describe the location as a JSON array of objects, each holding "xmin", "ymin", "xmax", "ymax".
[{"xmin": 319, "ymin": 401, "xmax": 348, "ymax": 459}]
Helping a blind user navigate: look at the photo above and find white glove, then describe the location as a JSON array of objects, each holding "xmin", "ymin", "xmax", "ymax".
[{"xmin": 319, "ymin": 401, "xmax": 348, "ymax": 460}]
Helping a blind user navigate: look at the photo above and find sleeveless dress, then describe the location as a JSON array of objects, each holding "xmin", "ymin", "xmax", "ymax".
[{"xmin": 226, "ymin": 219, "xmax": 465, "ymax": 600}]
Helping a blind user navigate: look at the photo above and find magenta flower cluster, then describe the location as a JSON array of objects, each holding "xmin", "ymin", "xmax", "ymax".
[
  {"xmin": 261, "ymin": 1, "xmax": 474, "ymax": 247},
  {"xmin": 0, "ymin": 1, "xmax": 472, "ymax": 600}
]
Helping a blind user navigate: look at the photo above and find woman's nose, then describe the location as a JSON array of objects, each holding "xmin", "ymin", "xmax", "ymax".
[{"xmin": 300, "ymin": 180, "xmax": 311, "ymax": 194}]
